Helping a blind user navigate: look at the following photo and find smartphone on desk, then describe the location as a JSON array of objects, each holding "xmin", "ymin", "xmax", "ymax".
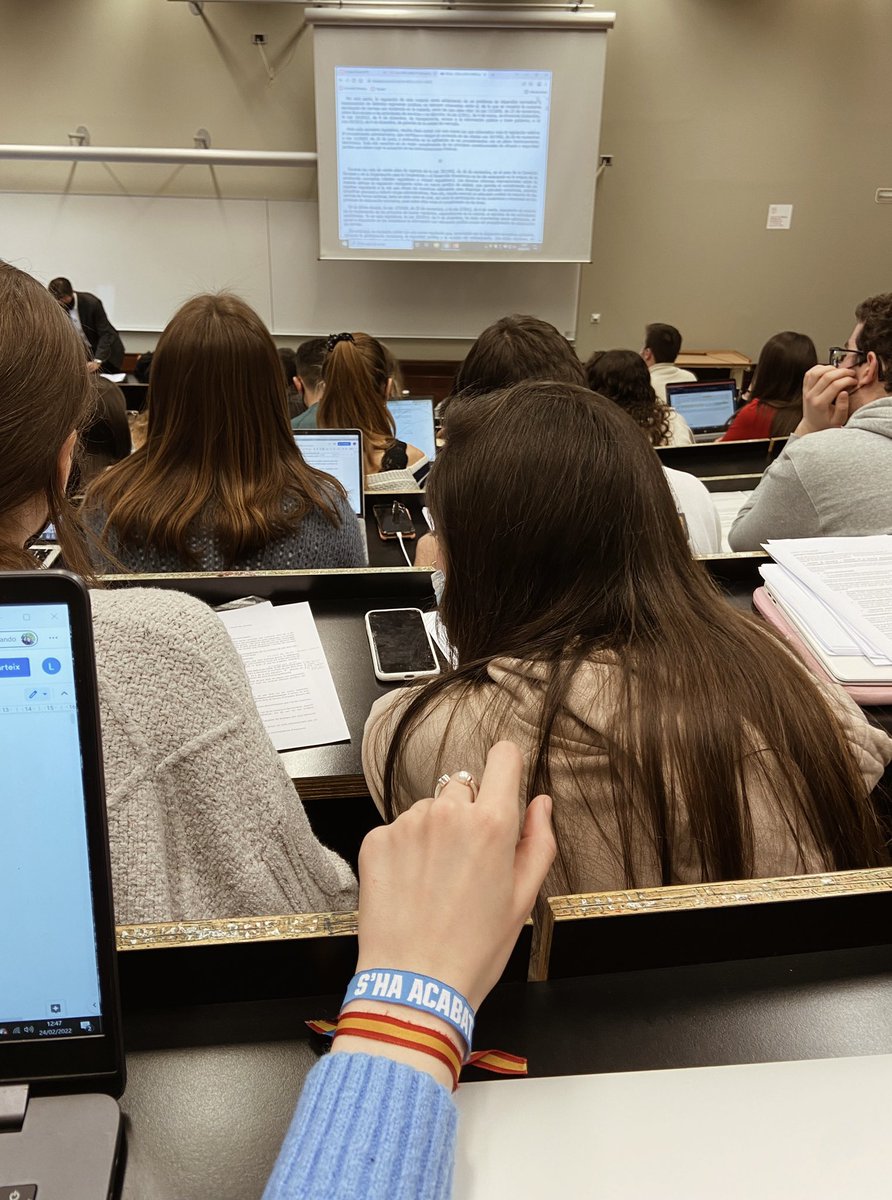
[
  {"xmin": 365, "ymin": 608, "xmax": 441, "ymax": 682},
  {"xmin": 373, "ymin": 503, "xmax": 416, "ymax": 541}
]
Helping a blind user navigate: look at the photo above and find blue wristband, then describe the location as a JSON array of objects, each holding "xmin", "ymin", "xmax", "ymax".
[{"xmin": 343, "ymin": 969, "xmax": 475, "ymax": 1054}]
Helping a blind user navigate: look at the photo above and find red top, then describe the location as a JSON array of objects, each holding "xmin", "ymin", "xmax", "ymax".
[{"xmin": 720, "ymin": 398, "xmax": 775, "ymax": 442}]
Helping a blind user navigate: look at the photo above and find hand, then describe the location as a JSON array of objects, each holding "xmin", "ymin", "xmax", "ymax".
[
  {"xmin": 354, "ymin": 741, "xmax": 555, "ymax": 1010},
  {"xmin": 87, "ymin": 360, "xmax": 101, "ymax": 373},
  {"xmin": 796, "ymin": 363, "xmax": 855, "ymax": 435},
  {"xmin": 414, "ymin": 531, "xmax": 441, "ymax": 569}
]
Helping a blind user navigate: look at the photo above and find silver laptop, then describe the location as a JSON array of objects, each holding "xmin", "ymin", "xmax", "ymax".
[
  {"xmin": 386, "ymin": 396, "xmax": 437, "ymax": 463},
  {"xmin": 0, "ymin": 571, "xmax": 124, "ymax": 1199},
  {"xmin": 665, "ymin": 379, "xmax": 737, "ymax": 438}
]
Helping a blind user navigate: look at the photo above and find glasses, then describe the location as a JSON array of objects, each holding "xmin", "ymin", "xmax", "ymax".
[{"xmin": 829, "ymin": 346, "xmax": 868, "ymax": 369}]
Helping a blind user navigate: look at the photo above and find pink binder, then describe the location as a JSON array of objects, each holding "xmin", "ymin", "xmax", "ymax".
[{"xmin": 753, "ymin": 586, "xmax": 892, "ymax": 706}]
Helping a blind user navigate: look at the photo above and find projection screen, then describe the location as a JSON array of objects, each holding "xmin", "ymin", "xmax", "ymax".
[{"xmin": 309, "ymin": 8, "xmax": 615, "ymax": 263}]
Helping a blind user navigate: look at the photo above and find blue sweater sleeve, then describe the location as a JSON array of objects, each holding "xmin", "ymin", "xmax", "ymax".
[{"xmin": 263, "ymin": 1052, "xmax": 458, "ymax": 1200}]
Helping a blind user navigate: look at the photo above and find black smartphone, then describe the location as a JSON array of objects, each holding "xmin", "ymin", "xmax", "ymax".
[
  {"xmin": 373, "ymin": 503, "xmax": 416, "ymax": 541},
  {"xmin": 365, "ymin": 608, "xmax": 441, "ymax": 682}
]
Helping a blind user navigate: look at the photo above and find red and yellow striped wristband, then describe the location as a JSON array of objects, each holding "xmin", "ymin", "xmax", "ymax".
[{"xmin": 333, "ymin": 1009, "xmax": 464, "ymax": 1091}]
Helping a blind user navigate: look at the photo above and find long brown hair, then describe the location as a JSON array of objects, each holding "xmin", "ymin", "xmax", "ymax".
[
  {"xmin": 749, "ymin": 331, "xmax": 817, "ymax": 437},
  {"xmin": 84, "ymin": 293, "xmax": 345, "ymax": 568},
  {"xmin": 381, "ymin": 382, "xmax": 887, "ymax": 889},
  {"xmin": 317, "ymin": 332, "xmax": 396, "ymax": 472},
  {"xmin": 585, "ymin": 349, "xmax": 672, "ymax": 446},
  {"xmin": 0, "ymin": 262, "xmax": 97, "ymax": 579}
]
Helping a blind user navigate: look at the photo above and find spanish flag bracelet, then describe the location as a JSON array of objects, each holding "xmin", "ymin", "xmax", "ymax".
[{"xmin": 334, "ymin": 1010, "xmax": 464, "ymax": 1091}]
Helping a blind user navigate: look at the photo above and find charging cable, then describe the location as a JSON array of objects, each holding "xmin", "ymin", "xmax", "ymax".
[{"xmin": 396, "ymin": 531, "xmax": 413, "ymax": 568}]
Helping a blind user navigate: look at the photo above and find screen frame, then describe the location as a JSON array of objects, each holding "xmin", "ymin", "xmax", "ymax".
[
  {"xmin": 0, "ymin": 571, "xmax": 125, "ymax": 1097},
  {"xmin": 665, "ymin": 379, "xmax": 738, "ymax": 433},
  {"xmin": 311, "ymin": 14, "xmax": 612, "ymax": 263},
  {"xmin": 294, "ymin": 427, "xmax": 365, "ymax": 518},
  {"xmin": 386, "ymin": 396, "xmax": 437, "ymax": 462}
]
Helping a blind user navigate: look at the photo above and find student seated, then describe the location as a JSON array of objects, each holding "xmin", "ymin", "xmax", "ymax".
[
  {"xmin": 449, "ymin": 313, "xmax": 587, "ymax": 401},
  {"xmin": 291, "ymin": 332, "xmax": 426, "ymax": 484},
  {"xmin": 82, "ymin": 294, "xmax": 367, "ymax": 573},
  {"xmin": 1, "ymin": 263, "xmax": 357, "ymax": 924},
  {"xmin": 584, "ymin": 349, "xmax": 719, "ymax": 553},
  {"xmin": 641, "ymin": 321, "xmax": 697, "ymax": 402},
  {"xmin": 426, "ymin": 316, "xmax": 718, "ymax": 558},
  {"xmin": 585, "ymin": 348, "xmax": 695, "ymax": 446},
  {"xmin": 290, "ymin": 336, "xmax": 328, "ymax": 427},
  {"xmin": 70, "ymin": 375, "xmax": 132, "ymax": 489},
  {"xmin": 363, "ymin": 382, "xmax": 891, "ymax": 903},
  {"xmin": 720, "ymin": 332, "xmax": 816, "ymax": 442},
  {"xmin": 277, "ymin": 346, "xmax": 306, "ymax": 422},
  {"xmin": 730, "ymin": 294, "xmax": 892, "ymax": 548}
]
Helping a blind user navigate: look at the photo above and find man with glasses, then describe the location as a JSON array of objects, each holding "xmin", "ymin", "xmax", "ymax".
[{"xmin": 729, "ymin": 293, "xmax": 892, "ymax": 549}]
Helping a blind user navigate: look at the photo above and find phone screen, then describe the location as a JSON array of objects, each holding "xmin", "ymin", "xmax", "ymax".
[{"xmin": 368, "ymin": 609, "xmax": 438, "ymax": 675}]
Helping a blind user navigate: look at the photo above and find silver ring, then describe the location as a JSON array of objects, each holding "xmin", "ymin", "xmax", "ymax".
[{"xmin": 433, "ymin": 770, "xmax": 479, "ymax": 801}]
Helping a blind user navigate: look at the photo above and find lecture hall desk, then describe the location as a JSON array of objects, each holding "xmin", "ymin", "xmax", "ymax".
[{"xmin": 106, "ymin": 552, "xmax": 892, "ymax": 1199}]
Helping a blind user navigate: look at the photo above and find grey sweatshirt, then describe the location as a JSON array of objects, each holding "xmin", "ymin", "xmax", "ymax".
[
  {"xmin": 729, "ymin": 395, "xmax": 892, "ymax": 550},
  {"xmin": 91, "ymin": 587, "xmax": 357, "ymax": 924}
]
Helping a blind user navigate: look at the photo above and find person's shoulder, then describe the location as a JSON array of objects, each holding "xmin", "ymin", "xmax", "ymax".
[
  {"xmin": 90, "ymin": 586, "xmax": 227, "ymax": 649},
  {"xmin": 661, "ymin": 464, "xmax": 711, "ymax": 500},
  {"xmin": 292, "ymin": 406, "xmax": 318, "ymax": 430}
]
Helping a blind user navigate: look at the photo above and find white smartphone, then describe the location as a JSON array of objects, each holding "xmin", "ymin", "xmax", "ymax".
[{"xmin": 365, "ymin": 608, "xmax": 441, "ymax": 683}]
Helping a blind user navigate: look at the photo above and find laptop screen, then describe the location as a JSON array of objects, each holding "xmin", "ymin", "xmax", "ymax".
[
  {"xmin": 0, "ymin": 601, "xmax": 103, "ymax": 1045},
  {"xmin": 295, "ymin": 429, "xmax": 364, "ymax": 517},
  {"xmin": 665, "ymin": 380, "xmax": 737, "ymax": 433},
  {"xmin": 387, "ymin": 397, "xmax": 437, "ymax": 462}
]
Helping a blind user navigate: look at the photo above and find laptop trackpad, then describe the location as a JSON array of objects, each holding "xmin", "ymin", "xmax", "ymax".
[{"xmin": 2, "ymin": 1093, "xmax": 121, "ymax": 1199}]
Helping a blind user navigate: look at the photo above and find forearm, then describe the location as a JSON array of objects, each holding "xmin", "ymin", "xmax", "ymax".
[{"xmin": 262, "ymin": 1051, "xmax": 457, "ymax": 1200}]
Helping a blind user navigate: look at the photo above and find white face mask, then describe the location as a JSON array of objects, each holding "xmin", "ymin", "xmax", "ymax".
[{"xmin": 432, "ymin": 568, "xmax": 446, "ymax": 607}]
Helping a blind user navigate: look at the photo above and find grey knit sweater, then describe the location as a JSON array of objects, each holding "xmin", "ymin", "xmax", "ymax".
[
  {"xmin": 729, "ymin": 395, "xmax": 892, "ymax": 549},
  {"xmin": 91, "ymin": 587, "xmax": 357, "ymax": 924},
  {"xmin": 84, "ymin": 488, "xmax": 367, "ymax": 573}
]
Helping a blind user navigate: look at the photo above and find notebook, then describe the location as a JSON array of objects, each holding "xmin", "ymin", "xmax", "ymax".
[
  {"xmin": 665, "ymin": 379, "xmax": 737, "ymax": 436},
  {"xmin": 294, "ymin": 428, "xmax": 365, "ymax": 518},
  {"xmin": 386, "ymin": 396, "xmax": 437, "ymax": 462},
  {"xmin": 0, "ymin": 571, "xmax": 124, "ymax": 1199}
]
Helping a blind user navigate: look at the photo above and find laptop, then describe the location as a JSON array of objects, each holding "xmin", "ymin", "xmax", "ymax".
[
  {"xmin": 665, "ymin": 379, "xmax": 737, "ymax": 438},
  {"xmin": 386, "ymin": 396, "xmax": 437, "ymax": 463},
  {"xmin": 294, "ymin": 428, "xmax": 365, "ymax": 518},
  {"xmin": 0, "ymin": 571, "xmax": 124, "ymax": 1199}
]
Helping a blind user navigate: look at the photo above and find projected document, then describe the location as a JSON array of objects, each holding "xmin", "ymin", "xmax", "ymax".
[{"xmin": 335, "ymin": 67, "xmax": 552, "ymax": 252}]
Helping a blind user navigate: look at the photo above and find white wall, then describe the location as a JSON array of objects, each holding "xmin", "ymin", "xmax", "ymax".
[{"xmin": 2, "ymin": 0, "xmax": 890, "ymax": 359}]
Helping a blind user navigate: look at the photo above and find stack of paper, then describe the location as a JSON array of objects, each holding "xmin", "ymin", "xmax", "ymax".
[
  {"xmin": 711, "ymin": 490, "xmax": 752, "ymax": 552},
  {"xmin": 217, "ymin": 601, "xmax": 349, "ymax": 751},
  {"xmin": 760, "ymin": 536, "xmax": 892, "ymax": 685}
]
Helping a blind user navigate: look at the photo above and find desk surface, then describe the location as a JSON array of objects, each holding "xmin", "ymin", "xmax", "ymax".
[
  {"xmin": 676, "ymin": 349, "xmax": 753, "ymax": 369},
  {"xmin": 117, "ymin": 942, "xmax": 892, "ymax": 1200}
]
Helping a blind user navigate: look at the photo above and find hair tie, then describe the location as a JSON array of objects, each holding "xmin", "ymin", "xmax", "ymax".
[{"xmin": 326, "ymin": 331, "xmax": 355, "ymax": 352}]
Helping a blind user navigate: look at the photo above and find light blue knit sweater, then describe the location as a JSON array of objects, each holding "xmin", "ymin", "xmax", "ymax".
[{"xmin": 263, "ymin": 1052, "xmax": 457, "ymax": 1200}]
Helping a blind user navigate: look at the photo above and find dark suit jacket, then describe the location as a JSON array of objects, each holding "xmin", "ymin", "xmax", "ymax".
[{"xmin": 75, "ymin": 292, "xmax": 125, "ymax": 372}]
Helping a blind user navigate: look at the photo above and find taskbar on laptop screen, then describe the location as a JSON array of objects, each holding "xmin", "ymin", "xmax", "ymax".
[{"xmin": 0, "ymin": 1015, "xmax": 104, "ymax": 1043}]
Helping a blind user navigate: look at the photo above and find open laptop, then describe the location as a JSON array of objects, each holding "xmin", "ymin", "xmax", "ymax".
[
  {"xmin": 665, "ymin": 379, "xmax": 737, "ymax": 439},
  {"xmin": 0, "ymin": 571, "xmax": 124, "ymax": 1199},
  {"xmin": 294, "ymin": 428, "xmax": 365, "ymax": 518},
  {"xmin": 386, "ymin": 396, "xmax": 437, "ymax": 463},
  {"xmin": 291, "ymin": 429, "xmax": 364, "ymax": 559}
]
